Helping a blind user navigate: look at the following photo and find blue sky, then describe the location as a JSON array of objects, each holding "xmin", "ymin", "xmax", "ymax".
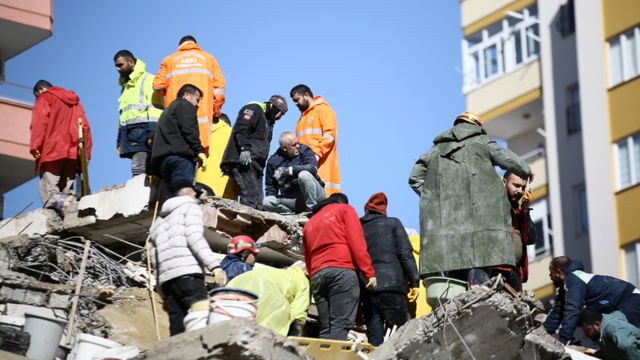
[{"xmin": 4, "ymin": 0, "xmax": 464, "ymax": 229}]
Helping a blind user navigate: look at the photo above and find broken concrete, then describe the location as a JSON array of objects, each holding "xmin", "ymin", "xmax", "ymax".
[
  {"xmin": 0, "ymin": 209, "xmax": 62, "ymax": 239},
  {"xmin": 371, "ymin": 285, "xmax": 569, "ymax": 360},
  {"xmin": 144, "ymin": 318, "xmax": 312, "ymax": 360},
  {"xmin": 0, "ymin": 270, "xmax": 72, "ymax": 309}
]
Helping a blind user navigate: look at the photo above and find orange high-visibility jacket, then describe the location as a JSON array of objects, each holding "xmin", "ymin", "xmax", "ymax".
[
  {"xmin": 153, "ymin": 41, "xmax": 226, "ymax": 151},
  {"xmin": 295, "ymin": 96, "xmax": 341, "ymax": 195}
]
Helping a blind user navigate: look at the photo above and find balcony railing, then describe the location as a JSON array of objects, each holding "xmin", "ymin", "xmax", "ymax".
[{"xmin": 0, "ymin": 81, "xmax": 34, "ymax": 107}]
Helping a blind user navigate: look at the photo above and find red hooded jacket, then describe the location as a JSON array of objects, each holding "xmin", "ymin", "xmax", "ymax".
[
  {"xmin": 303, "ymin": 202, "xmax": 376, "ymax": 279},
  {"xmin": 30, "ymin": 87, "xmax": 92, "ymax": 170}
]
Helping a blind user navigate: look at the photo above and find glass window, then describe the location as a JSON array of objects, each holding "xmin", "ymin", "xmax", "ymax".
[
  {"xmin": 484, "ymin": 45, "xmax": 499, "ymax": 77},
  {"xmin": 623, "ymin": 30, "xmax": 638, "ymax": 79},
  {"xmin": 566, "ymin": 84, "xmax": 581, "ymax": 135},
  {"xmin": 634, "ymin": 134, "xmax": 640, "ymax": 181},
  {"xmin": 609, "ymin": 38, "xmax": 623, "ymax": 86},
  {"xmin": 608, "ymin": 27, "xmax": 640, "ymax": 87},
  {"xmin": 624, "ymin": 243, "xmax": 639, "ymax": 287},
  {"xmin": 576, "ymin": 185, "xmax": 588, "ymax": 235},
  {"xmin": 514, "ymin": 29, "xmax": 524, "ymax": 65},
  {"xmin": 617, "ymin": 138, "xmax": 632, "ymax": 188},
  {"xmin": 526, "ymin": 24, "xmax": 540, "ymax": 58}
]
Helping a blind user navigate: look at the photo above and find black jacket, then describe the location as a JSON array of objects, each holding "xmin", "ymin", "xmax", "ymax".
[
  {"xmin": 221, "ymin": 102, "xmax": 274, "ymax": 173},
  {"xmin": 150, "ymin": 98, "xmax": 203, "ymax": 176},
  {"xmin": 265, "ymin": 144, "xmax": 324, "ymax": 197},
  {"xmin": 359, "ymin": 212, "xmax": 420, "ymax": 293},
  {"xmin": 544, "ymin": 259, "xmax": 639, "ymax": 344}
]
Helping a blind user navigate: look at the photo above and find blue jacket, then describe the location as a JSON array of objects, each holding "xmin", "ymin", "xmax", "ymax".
[
  {"xmin": 265, "ymin": 144, "xmax": 324, "ymax": 197},
  {"xmin": 220, "ymin": 254, "xmax": 253, "ymax": 282},
  {"xmin": 544, "ymin": 259, "xmax": 639, "ymax": 343}
]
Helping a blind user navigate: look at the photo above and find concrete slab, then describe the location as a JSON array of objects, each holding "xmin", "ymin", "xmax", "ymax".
[{"xmin": 0, "ymin": 209, "xmax": 62, "ymax": 239}]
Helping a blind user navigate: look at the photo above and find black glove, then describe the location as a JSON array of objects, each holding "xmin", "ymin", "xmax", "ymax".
[
  {"xmin": 287, "ymin": 320, "xmax": 304, "ymax": 337},
  {"xmin": 239, "ymin": 151, "xmax": 252, "ymax": 166}
]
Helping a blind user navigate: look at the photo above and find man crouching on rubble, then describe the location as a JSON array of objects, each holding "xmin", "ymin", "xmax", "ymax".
[{"xmin": 150, "ymin": 186, "xmax": 227, "ymax": 335}]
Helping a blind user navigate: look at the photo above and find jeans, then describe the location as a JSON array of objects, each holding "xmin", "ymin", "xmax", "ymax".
[
  {"xmin": 161, "ymin": 274, "xmax": 208, "ymax": 336},
  {"xmin": 311, "ymin": 267, "xmax": 360, "ymax": 340},
  {"xmin": 131, "ymin": 151, "xmax": 149, "ymax": 176},
  {"xmin": 159, "ymin": 155, "xmax": 196, "ymax": 194},
  {"xmin": 362, "ymin": 291, "xmax": 410, "ymax": 346},
  {"xmin": 230, "ymin": 162, "xmax": 264, "ymax": 210},
  {"xmin": 38, "ymin": 159, "xmax": 77, "ymax": 210},
  {"xmin": 263, "ymin": 171, "xmax": 326, "ymax": 214}
]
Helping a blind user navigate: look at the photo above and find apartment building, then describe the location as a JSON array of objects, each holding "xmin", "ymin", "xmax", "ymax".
[{"xmin": 459, "ymin": 0, "xmax": 640, "ymax": 298}]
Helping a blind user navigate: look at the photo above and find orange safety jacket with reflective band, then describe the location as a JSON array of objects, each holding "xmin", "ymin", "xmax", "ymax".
[
  {"xmin": 153, "ymin": 41, "xmax": 226, "ymax": 152},
  {"xmin": 295, "ymin": 96, "xmax": 340, "ymax": 195}
]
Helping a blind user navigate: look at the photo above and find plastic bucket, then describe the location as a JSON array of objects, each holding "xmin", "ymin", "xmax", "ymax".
[
  {"xmin": 184, "ymin": 310, "xmax": 209, "ymax": 332},
  {"xmin": 23, "ymin": 313, "xmax": 67, "ymax": 360},
  {"xmin": 0, "ymin": 315, "xmax": 25, "ymax": 330},
  {"xmin": 70, "ymin": 333, "xmax": 121, "ymax": 360},
  {"xmin": 425, "ymin": 276, "xmax": 467, "ymax": 308},
  {"xmin": 208, "ymin": 287, "xmax": 258, "ymax": 325}
]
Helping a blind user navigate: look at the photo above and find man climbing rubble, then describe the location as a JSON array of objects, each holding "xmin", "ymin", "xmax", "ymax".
[
  {"xmin": 408, "ymin": 111, "xmax": 532, "ymax": 286},
  {"xmin": 150, "ymin": 185, "xmax": 227, "ymax": 336},
  {"xmin": 263, "ymin": 131, "xmax": 325, "ymax": 214},
  {"xmin": 303, "ymin": 193, "xmax": 377, "ymax": 340},
  {"xmin": 359, "ymin": 192, "xmax": 420, "ymax": 346},
  {"xmin": 30, "ymin": 80, "xmax": 92, "ymax": 215},
  {"xmin": 544, "ymin": 256, "xmax": 640, "ymax": 345},
  {"xmin": 220, "ymin": 95, "xmax": 288, "ymax": 210}
]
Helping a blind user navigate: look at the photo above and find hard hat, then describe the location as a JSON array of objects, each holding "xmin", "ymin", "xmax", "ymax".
[
  {"xmin": 227, "ymin": 235, "xmax": 259, "ymax": 254},
  {"xmin": 455, "ymin": 111, "xmax": 482, "ymax": 126}
]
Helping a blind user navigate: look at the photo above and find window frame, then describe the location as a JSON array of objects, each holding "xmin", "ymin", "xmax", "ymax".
[
  {"xmin": 614, "ymin": 133, "xmax": 640, "ymax": 191},
  {"xmin": 566, "ymin": 83, "xmax": 581, "ymax": 135},
  {"xmin": 574, "ymin": 183, "xmax": 589, "ymax": 236},
  {"xmin": 608, "ymin": 26, "xmax": 640, "ymax": 88},
  {"xmin": 528, "ymin": 198, "xmax": 553, "ymax": 261},
  {"xmin": 622, "ymin": 242, "xmax": 640, "ymax": 288}
]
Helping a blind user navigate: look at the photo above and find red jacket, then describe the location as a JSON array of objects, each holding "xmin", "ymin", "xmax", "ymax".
[
  {"xmin": 303, "ymin": 202, "xmax": 376, "ymax": 279},
  {"xmin": 30, "ymin": 87, "xmax": 92, "ymax": 170}
]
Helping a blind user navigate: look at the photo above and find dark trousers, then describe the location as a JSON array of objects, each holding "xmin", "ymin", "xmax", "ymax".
[
  {"xmin": 230, "ymin": 162, "xmax": 264, "ymax": 210},
  {"xmin": 159, "ymin": 155, "xmax": 196, "ymax": 194},
  {"xmin": 311, "ymin": 267, "xmax": 360, "ymax": 340},
  {"xmin": 362, "ymin": 291, "xmax": 410, "ymax": 346},
  {"xmin": 161, "ymin": 274, "xmax": 208, "ymax": 336},
  {"xmin": 495, "ymin": 268, "xmax": 523, "ymax": 292}
]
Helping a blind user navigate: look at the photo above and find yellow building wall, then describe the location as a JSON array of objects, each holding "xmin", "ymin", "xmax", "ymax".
[
  {"xmin": 409, "ymin": 234, "xmax": 432, "ymax": 317},
  {"xmin": 615, "ymin": 185, "xmax": 640, "ymax": 247},
  {"xmin": 609, "ymin": 78, "xmax": 640, "ymax": 142},
  {"xmin": 602, "ymin": 0, "xmax": 640, "ymax": 39}
]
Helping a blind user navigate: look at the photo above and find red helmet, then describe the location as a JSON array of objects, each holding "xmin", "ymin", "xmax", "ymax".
[{"xmin": 227, "ymin": 235, "xmax": 259, "ymax": 254}]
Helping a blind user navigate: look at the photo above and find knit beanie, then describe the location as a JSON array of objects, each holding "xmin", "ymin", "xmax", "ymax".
[{"xmin": 364, "ymin": 192, "xmax": 388, "ymax": 216}]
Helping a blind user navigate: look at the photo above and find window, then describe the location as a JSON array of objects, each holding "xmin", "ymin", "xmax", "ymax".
[
  {"xmin": 614, "ymin": 132, "xmax": 640, "ymax": 190},
  {"xmin": 623, "ymin": 242, "xmax": 640, "ymax": 287},
  {"xmin": 608, "ymin": 26, "xmax": 640, "ymax": 87},
  {"xmin": 462, "ymin": 5, "xmax": 540, "ymax": 92},
  {"xmin": 575, "ymin": 184, "xmax": 589, "ymax": 235},
  {"xmin": 556, "ymin": 0, "xmax": 575, "ymax": 37},
  {"xmin": 566, "ymin": 84, "xmax": 581, "ymax": 135},
  {"xmin": 528, "ymin": 199, "xmax": 553, "ymax": 261}
]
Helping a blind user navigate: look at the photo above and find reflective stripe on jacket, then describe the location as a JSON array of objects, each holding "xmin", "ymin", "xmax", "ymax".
[
  {"xmin": 153, "ymin": 41, "xmax": 226, "ymax": 151},
  {"xmin": 295, "ymin": 96, "xmax": 340, "ymax": 195}
]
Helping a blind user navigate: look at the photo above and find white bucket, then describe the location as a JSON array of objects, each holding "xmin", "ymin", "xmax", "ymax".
[
  {"xmin": 23, "ymin": 313, "xmax": 67, "ymax": 360},
  {"xmin": 0, "ymin": 315, "xmax": 25, "ymax": 330},
  {"xmin": 69, "ymin": 333, "xmax": 121, "ymax": 360},
  {"xmin": 208, "ymin": 288, "xmax": 258, "ymax": 325},
  {"xmin": 183, "ymin": 310, "xmax": 209, "ymax": 332}
]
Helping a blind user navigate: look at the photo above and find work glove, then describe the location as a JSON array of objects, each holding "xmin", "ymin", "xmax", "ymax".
[
  {"xmin": 274, "ymin": 167, "xmax": 289, "ymax": 183},
  {"xmin": 211, "ymin": 267, "xmax": 227, "ymax": 287},
  {"xmin": 30, "ymin": 149, "xmax": 41, "ymax": 159},
  {"xmin": 197, "ymin": 153, "xmax": 207, "ymax": 171},
  {"xmin": 365, "ymin": 277, "xmax": 377, "ymax": 290},
  {"xmin": 239, "ymin": 151, "xmax": 252, "ymax": 166},
  {"xmin": 287, "ymin": 320, "xmax": 304, "ymax": 337},
  {"xmin": 407, "ymin": 287, "xmax": 419, "ymax": 303},
  {"xmin": 520, "ymin": 190, "xmax": 533, "ymax": 209}
]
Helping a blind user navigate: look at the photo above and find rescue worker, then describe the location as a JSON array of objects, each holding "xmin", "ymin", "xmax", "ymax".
[
  {"xmin": 151, "ymin": 84, "xmax": 207, "ymax": 195},
  {"xmin": 220, "ymin": 95, "xmax": 288, "ymax": 210},
  {"xmin": 195, "ymin": 114, "xmax": 238, "ymax": 199},
  {"xmin": 220, "ymin": 235, "xmax": 258, "ymax": 282},
  {"xmin": 580, "ymin": 309, "xmax": 640, "ymax": 360},
  {"xmin": 359, "ymin": 192, "xmax": 420, "ymax": 346},
  {"xmin": 495, "ymin": 170, "xmax": 537, "ymax": 292},
  {"xmin": 303, "ymin": 193, "xmax": 377, "ymax": 340},
  {"xmin": 408, "ymin": 111, "xmax": 532, "ymax": 286},
  {"xmin": 544, "ymin": 256, "xmax": 640, "ymax": 344},
  {"xmin": 154, "ymin": 35, "xmax": 225, "ymax": 152},
  {"xmin": 290, "ymin": 84, "xmax": 341, "ymax": 196},
  {"xmin": 30, "ymin": 80, "xmax": 92, "ymax": 215},
  {"xmin": 263, "ymin": 131, "xmax": 325, "ymax": 214},
  {"xmin": 226, "ymin": 262, "xmax": 310, "ymax": 337},
  {"xmin": 114, "ymin": 49, "xmax": 164, "ymax": 176}
]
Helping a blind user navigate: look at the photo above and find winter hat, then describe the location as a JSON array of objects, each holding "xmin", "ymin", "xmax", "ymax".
[
  {"xmin": 269, "ymin": 94, "xmax": 288, "ymax": 114},
  {"xmin": 364, "ymin": 192, "xmax": 388, "ymax": 216}
]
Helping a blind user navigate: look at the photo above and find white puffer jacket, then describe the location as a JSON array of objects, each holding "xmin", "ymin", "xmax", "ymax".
[{"xmin": 150, "ymin": 196, "xmax": 220, "ymax": 285}]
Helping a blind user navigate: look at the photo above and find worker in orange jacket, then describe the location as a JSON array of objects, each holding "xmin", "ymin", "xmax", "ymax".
[
  {"xmin": 290, "ymin": 84, "xmax": 341, "ymax": 196},
  {"xmin": 153, "ymin": 35, "xmax": 226, "ymax": 152}
]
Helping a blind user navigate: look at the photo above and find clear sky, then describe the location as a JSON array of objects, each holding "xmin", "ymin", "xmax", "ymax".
[{"xmin": 4, "ymin": 0, "xmax": 464, "ymax": 229}]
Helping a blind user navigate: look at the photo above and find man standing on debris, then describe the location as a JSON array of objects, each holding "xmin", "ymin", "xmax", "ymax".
[
  {"xmin": 151, "ymin": 84, "xmax": 207, "ymax": 195},
  {"xmin": 154, "ymin": 35, "xmax": 225, "ymax": 152},
  {"xmin": 359, "ymin": 192, "xmax": 420, "ymax": 346},
  {"xmin": 544, "ymin": 256, "xmax": 640, "ymax": 345},
  {"xmin": 220, "ymin": 95, "xmax": 288, "ymax": 209},
  {"xmin": 220, "ymin": 235, "xmax": 258, "ymax": 282},
  {"xmin": 114, "ymin": 50, "xmax": 164, "ymax": 176},
  {"xmin": 408, "ymin": 111, "xmax": 532, "ymax": 286},
  {"xmin": 195, "ymin": 113, "xmax": 238, "ymax": 199},
  {"xmin": 303, "ymin": 193, "xmax": 377, "ymax": 340},
  {"xmin": 580, "ymin": 309, "xmax": 640, "ymax": 360},
  {"xmin": 263, "ymin": 131, "xmax": 325, "ymax": 214},
  {"xmin": 497, "ymin": 171, "xmax": 537, "ymax": 292},
  {"xmin": 290, "ymin": 84, "xmax": 341, "ymax": 196},
  {"xmin": 30, "ymin": 80, "xmax": 92, "ymax": 215},
  {"xmin": 150, "ymin": 185, "xmax": 227, "ymax": 335},
  {"xmin": 226, "ymin": 262, "xmax": 310, "ymax": 337}
]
